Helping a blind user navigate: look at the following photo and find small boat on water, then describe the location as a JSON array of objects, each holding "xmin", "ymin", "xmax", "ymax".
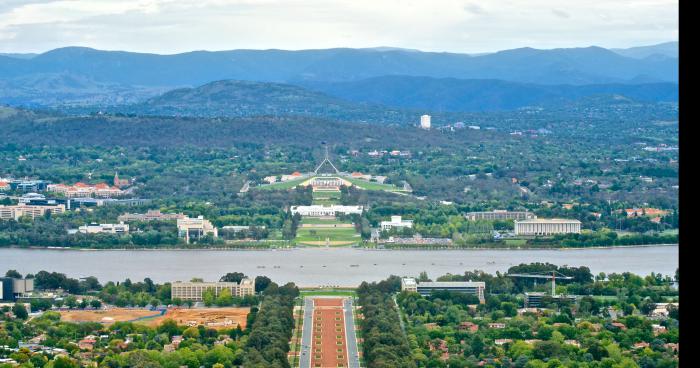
[
  {"xmin": 350, "ymin": 264, "xmax": 359, "ymax": 267},
  {"xmin": 257, "ymin": 266, "xmax": 266, "ymax": 268}
]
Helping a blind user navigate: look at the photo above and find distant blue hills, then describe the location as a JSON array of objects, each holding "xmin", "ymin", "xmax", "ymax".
[{"xmin": 0, "ymin": 42, "xmax": 678, "ymax": 113}]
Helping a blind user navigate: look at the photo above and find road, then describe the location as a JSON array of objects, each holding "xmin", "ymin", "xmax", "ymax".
[
  {"xmin": 344, "ymin": 298, "xmax": 361, "ymax": 368},
  {"xmin": 299, "ymin": 297, "xmax": 314, "ymax": 368}
]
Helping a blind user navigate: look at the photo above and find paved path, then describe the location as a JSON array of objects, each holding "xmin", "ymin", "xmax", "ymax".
[
  {"xmin": 344, "ymin": 298, "xmax": 361, "ymax": 368},
  {"xmin": 299, "ymin": 298, "xmax": 314, "ymax": 368}
]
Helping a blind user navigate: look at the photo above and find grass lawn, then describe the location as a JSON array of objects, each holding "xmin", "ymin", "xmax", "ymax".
[
  {"xmin": 504, "ymin": 239, "xmax": 528, "ymax": 246},
  {"xmin": 257, "ymin": 177, "xmax": 307, "ymax": 190},
  {"xmin": 300, "ymin": 289, "xmax": 357, "ymax": 297},
  {"xmin": 300, "ymin": 217, "xmax": 346, "ymax": 225},
  {"xmin": 344, "ymin": 177, "xmax": 402, "ymax": 191},
  {"xmin": 311, "ymin": 190, "xmax": 341, "ymax": 205},
  {"xmin": 295, "ymin": 227, "xmax": 360, "ymax": 245}
]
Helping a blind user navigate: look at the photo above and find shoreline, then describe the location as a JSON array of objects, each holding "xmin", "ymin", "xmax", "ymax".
[{"xmin": 0, "ymin": 243, "xmax": 679, "ymax": 252}]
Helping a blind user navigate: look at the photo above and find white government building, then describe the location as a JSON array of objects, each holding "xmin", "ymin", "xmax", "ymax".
[
  {"xmin": 290, "ymin": 205, "xmax": 363, "ymax": 217},
  {"xmin": 514, "ymin": 218, "xmax": 581, "ymax": 236},
  {"xmin": 380, "ymin": 215, "xmax": 414, "ymax": 231},
  {"xmin": 78, "ymin": 222, "xmax": 129, "ymax": 234}
]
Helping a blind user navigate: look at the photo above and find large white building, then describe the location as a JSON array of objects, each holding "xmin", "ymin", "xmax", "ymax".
[
  {"xmin": 514, "ymin": 218, "xmax": 581, "ymax": 236},
  {"xmin": 171, "ymin": 278, "xmax": 255, "ymax": 301},
  {"xmin": 290, "ymin": 205, "xmax": 363, "ymax": 217},
  {"xmin": 78, "ymin": 222, "xmax": 130, "ymax": 234},
  {"xmin": 420, "ymin": 115, "xmax": 431, "ymax": 130},
  {"xmin": 177, "ymin": 216, "xmax": 218, "ymax": 243},
  {"xmin": 380, "ymin": 215, "xmax": 413, "ymax": 231},
  {"xmin": 465, "ymin": 210, "xmax": 536, "ymax": 221}
]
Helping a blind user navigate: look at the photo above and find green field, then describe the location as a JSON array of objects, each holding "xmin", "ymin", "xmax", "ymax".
[
  {"xmin": 300, "ymin": 217, "xmax": 345, "ymax": 225},
  {"xmin": 312, "ymin": 190, "xmax": 341, "ymax": 205},
  {"xmin": 257, "ymin": 177, "xmax": 308, "ymax": 190},
  {"xmin": 344, "ymin": 177, "xmax": 403, "ymax": 191},
  {"xmin": 504, "ymin": 239, "xmax": 528, "ymax": 246},
  {"xmin": 295, "ymin": 226, "xmax": 360, "ymax": 245},
  {"xmin": 300, "ymin": 289, "xmax": 357, "ymax": 297}
]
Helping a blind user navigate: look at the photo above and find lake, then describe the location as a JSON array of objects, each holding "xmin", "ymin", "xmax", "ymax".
[{"xmin": 0, "ymin": 245, "xmax": 678, "ymax": 287}]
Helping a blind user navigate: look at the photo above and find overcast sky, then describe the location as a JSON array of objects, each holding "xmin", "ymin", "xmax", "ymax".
[{"xmin": 0, "ymin": 0, "xmax": 678, "ymax": 54}]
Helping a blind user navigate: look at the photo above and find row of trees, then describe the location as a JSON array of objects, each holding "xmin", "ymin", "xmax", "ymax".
[
  {"xmin": 357, "ymin": 277, "xmax": 417, "ymax": 368},
  {"xmin": 242, "ymin": 282, "xmax": 299, "ymax": 367}
]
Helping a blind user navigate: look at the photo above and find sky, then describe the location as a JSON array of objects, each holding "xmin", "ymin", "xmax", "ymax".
[{"xmin": 0, "ymin": 0, "xmax": 679, "ymax": 54}]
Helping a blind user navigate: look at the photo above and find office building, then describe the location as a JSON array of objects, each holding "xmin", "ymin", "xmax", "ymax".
[
  {"xmin": 0, "ymin": 277, "xmax": 34, "ymax": 301},
  {"xmin": 401, "ymin": 277, "xmax": 485, "ymax": 302},
  {"xmin": 465, "ymin": 210, "xmax": 536, "ymax": 221},
  {"xmin": 171, "ymin": 279, "xmax": 254, "ymax": 301},
  {"xmin": 0, "ymin": 204, "xmax": 66, "ymax": 220},
  {"xmin": 177, "ymin": 216, "xmax": 218, "ymax": 243},
  {"xmin": 514, "ymin": 219, "xmax": 581, "ymax": 236},
  {"xmin": 118, "ymin": 210, "xmax": 186, "ymax": 222}
]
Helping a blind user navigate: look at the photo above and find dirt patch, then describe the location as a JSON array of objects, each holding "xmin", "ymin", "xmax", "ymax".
[
  {"xmin": 144, "ymin": 307, "xmax": 250, "ymax": 329},
  {"xmin": 60, "ymin": 307, "xmax": 250, "ymax": 330},
  {"xmin": 60, "ymin": 309, "xmax": 161, "ymax": 324}
]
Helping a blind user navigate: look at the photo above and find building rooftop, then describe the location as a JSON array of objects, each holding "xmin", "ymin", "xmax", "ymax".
[
  {"xmin": 515, "ymin": 218, "xmax": 581, "ymax": 224},
  {"xmin": 418, "ymin": 281, "xmax": 485, "ymax": 288}
]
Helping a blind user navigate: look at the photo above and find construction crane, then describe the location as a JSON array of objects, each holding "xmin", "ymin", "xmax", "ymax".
[{"xmin": 506, "ymin": 271, "xmax": 574, "ymax": 297}]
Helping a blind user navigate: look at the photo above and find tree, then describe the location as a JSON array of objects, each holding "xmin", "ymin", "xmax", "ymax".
[
  {"xmin": 64, "ymin": 295, "xmax": 77, "ymax": 309},
  {"xmin": 203, "ymin": 288, "xmax": 216, "ymax": 307},
  {"xmin": 5, "ymin": 269, "xmax": 22, "ymax": 278},
  {"xmin": 254, "ymin": 275, "xmax": 272, "ymax": 293},
  {"xmin": 217, "ymin": 288, "xmax": 234, "ymax": 306},
  {"xmin": 220, "ymin": 272, "xmax": 246, "ymax": 283},
  {"xmin": 12, "ymin": 303, "xmax": 28, "ymax": 319}
]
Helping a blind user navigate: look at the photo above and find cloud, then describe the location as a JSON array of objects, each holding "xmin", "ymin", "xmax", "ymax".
[
  {"xmin": 464, "ymin": 3, "xmax": 487, "ymax": 15},
  {"xmin": 551, "ymin": 8, "xmax": 570, "ymax": 19},
  {"xmin": 0, "ymin": 0, "xmax": 679, "ymax": 54}
]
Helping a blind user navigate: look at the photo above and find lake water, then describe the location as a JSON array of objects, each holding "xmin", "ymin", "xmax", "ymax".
[{"xmin": 0, "ymin": 246, "xmax": 678, "ymax": 287}]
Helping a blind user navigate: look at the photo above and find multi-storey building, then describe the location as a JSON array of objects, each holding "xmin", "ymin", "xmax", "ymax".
[
  {"xmin": 47, "ymin": 182, "xmax": 123, "ymax": 198},
  {"xmin": 514, "ymin": 219, "xmax": 581, "ymax": 236},
  {"xmin": 465, "ymin": 210, "xmax": 536, "ymax": 221},
  {"xmin": 401, "ymin": 277, "xmax": 486, "ymax": 303},
  {"xmin": 171, "ymin": 278, "xmax": 255, "ymax": 301},
  {"xmin": 118, "ymin": 210, "xmax": 186, "ymax": 222},
  {"xmin": 177, "ymin": 216, "xmax": 218, "ymax": 243},
  {"xmin": 0, "ymin": 204, "xmax": 66, "ymax": 220}
]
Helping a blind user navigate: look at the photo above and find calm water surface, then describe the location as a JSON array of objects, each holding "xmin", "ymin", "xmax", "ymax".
[{"xmin": 0, "ymin": 246, "xmax": 678, "ymax": 287}]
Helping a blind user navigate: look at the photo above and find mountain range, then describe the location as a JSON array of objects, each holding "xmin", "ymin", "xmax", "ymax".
[{"xmin": 0, "ymin": 42, "xmax": 678, "ymax": 113}]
